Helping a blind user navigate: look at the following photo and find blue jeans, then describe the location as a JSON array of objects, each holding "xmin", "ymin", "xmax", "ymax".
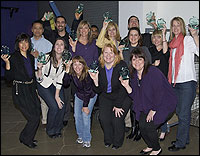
[
  {"xmin": 172, "ymin": 81, "xmax": 197, "ymax": 147},
  {"xmin": 37, "ymin": 83, "xmax": 65, "ymax": 136},
  {"xmin": 74, "ymin": 94, "xmax": 97, "ymax": 142}
]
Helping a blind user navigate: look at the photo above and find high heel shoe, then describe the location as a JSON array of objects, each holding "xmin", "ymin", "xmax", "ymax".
[{"xmin": 149, "ymin": 149, "xmax": 162, "ymax": 155}]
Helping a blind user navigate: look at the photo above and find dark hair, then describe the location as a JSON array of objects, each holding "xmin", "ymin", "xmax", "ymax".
[
  {"xmin": 32, "ymin": 20, "xmax": 44, "ymax": 28},
  {"xmin": 128, "ymin": 15, "xmax": 139, "ymax": 25},
  {"xmin": 56, "ymin": 16, "xmax": 66, "ymax": 23},
  {"xmin": 127, "ymin": 27, "xmax": 143, "ymax": 46},
  {"xmin": 129, "ymin": 47, "xmax": 150, "ymax": 79},
  {"xmin": 14, "ymin": 33, "xmax": 32, "ymax": 53},
  {"xmin": 91, "ymin": 25, "xmax": 99, "ymax": 31},
  {"xmin": 49, "ymin": 37, "xmax": 68, "ymax": 68}
]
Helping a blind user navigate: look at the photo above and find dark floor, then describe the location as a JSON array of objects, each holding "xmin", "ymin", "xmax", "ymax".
[{"xmin": 1, "ymin": 80, "xmax": 199, "ymax": 155}]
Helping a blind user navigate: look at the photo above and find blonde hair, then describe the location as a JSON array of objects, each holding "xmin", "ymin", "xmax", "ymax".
[
  {"xmin": 99, "ymin": 43, "xmax": 122, "ymax": 68},
  {"xmin": 151, "ymin": 29, "xmax": 163, "ymax": 42},
  {"xmin": 169, "ymin": 17, "xmax": 186, "ymax": 41},
  {"xmin": 69, "ymin": 55, "xmax": 89, "ymax": 81},
  {"xmin": 105, "ymin": 21, "xmax": 121, "ymax": 41},
  {"xmin": 76, "ymin": 20, "xmax": 93, "ymax": 44}
]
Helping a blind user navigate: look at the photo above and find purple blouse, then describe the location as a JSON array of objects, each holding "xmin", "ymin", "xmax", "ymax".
[
  {"xmin": 105, "ymin": 66, "xmax": 113, "ymax": 93},
  {"xmin": 128, "ymin": 66, "xmax": 177, "ymax": 125},
  {"xmin": 63, "ymin": 72, "xmax": 96, "ymax": 107},
  {"xmin": 23, "ymin": 55, "xmax": 33, "ymax": 78},
  {"xmin": 69, "ymin": 39, "xmax": 99, "ymax": 66}
]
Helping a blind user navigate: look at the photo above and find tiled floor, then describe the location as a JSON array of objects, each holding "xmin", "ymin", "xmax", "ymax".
[{"xmin": 1, "ymin": 80, "xmax": 199, "ymax": 155}]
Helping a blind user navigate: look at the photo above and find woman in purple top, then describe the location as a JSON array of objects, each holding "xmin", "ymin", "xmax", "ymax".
[
  {"xmin": 120, "ymin": 47, "xmax": 177, "ymax": 155},
  {"xmin": 69, "ymin": 20, "xmax": 99, "ymax": 67},
  {"xmin": 63, "ymin": 55, "xmax": 97, "ymax": 148},
  {"xmin": 89, "ymin": 43, "xmax": 132, "ymax": 150}
]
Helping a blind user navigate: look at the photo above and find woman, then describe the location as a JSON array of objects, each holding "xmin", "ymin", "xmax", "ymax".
[
  {"xmin": 36, "ymin": 37, "xmax": 66, "ymax": 138},
  {"xmin": 119, "ymin": 27, "xmax": 152, "ymax": 141},
  {"xmin": 69, "ymin": 20, "xmax": 99, "ymax": 67},
  {"xmin": 89, "ymin": 43, "xmax": 132, "ymax": 150},
  {"xmin": 63, "ymin": 56, "xmax": 97, "ymax": 148},
  {"xmin": 167, "ymin": 17, "xmax": 199, "ymax": 151},
  {"xmin": 149, "ymin": 25, "xmax": 170, "ymax": 141},
  {"xmin": 1, "ymin": 33, "xmax": 41, "ymax": 148},
  {"xmin": 120, "ymin": 47, "xmax": 177, "ymax": 155},
  {"xmin": 96, "ymin": 20, "xmax": 123, "ymax": 50}
]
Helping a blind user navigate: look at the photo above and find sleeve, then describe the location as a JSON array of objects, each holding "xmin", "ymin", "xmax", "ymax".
[
  {"xmin": 4, "ymin": 54, "xmax": 14, "ymax": 82},
  {"xmin": 82, "ymin": 77, "xmax": 94, "ymax": 107},
  {"xmin": 71, "ymin": 14, "xmax": 83, "ymax": 32},
  {"xmin": 62, "ymin": 72, "xmax": 72, "ymax": 88},
  {"xmin": 186, "ymin": 36, "xmax": 199, "ymax": 56},
  {"xmin": 55, "ymin": 71, "xmax": 65, "ymax": 89},
  {"xmin": 96, "ymin": 28, "xmax": 106, "ymax": 49}
]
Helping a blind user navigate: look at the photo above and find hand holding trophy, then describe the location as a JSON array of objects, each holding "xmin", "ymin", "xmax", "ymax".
[
  {"xmin": 88, "ymin": 60, "xmax": 99, "ymax": 73},
  {"xmin": 62, "ymin": 50, "xmax": 72, "ymax": 64},
  {"xmin": 157, "ymin": 18, "xmax": 166, "ymax": 30},
  {"xmin": 76, "ymin": 3, "xmax": 84, "ymax": 14},
  {"xmin": 103, "ymin": 11, "xmax": 113, "ymax": 23},
  {"xmin": 119, "ymin": 67, "xmax": 129, "ymax": 80},
  {"xmin": 37, "ymin": 52, "xmax": 47, "ymax": 64},
  {"xmin": 1, "ymin": 45, "xmax": 10, "ymax": 56},
  {"xmin": 188, "ymin": 16, "xmax": 199, "ymax": 30},
  {"xmin": 146, "ymin": 11, "xmax": 156, "ymax": 27}
]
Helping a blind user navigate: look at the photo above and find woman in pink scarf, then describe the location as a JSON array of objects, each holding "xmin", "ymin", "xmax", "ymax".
[{"xmin": 167, "ymin": 17, "xmax": 199, "ymax": 152}]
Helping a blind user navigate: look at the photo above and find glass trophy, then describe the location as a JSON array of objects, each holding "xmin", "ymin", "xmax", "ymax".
[
  {"xmin": 157, "ymin": 18, "xmax": 166, "ymax": 30},
  {"xmin": 1, "ymin": 45, "xmax": 10, "ymax": 56},
  {"xmin": 44, "ymin": 12, "xmax": 54, "ymax": 20},
  {"xmin": 69, "ymin": 30, "xmax": 77, "ymax": 41},
  {"xmin": 37, "ymin": 52, "xmax": 47, "ymax": 64},
  {"xmin": 76, "ymin": 3, "xmax": 84, "ymax": 14},
  {"xmin": 146, "ymin": 11, "xmax": 156, "ymax": 26},
  {"xmin": 88, "ymin": 60, "xmax": 99, "ymax": 73},
  {"xmin": 119, "ymin": 67, "xmax": 129, "ymax": 80},
  {"xmin": 120, "ymin": 39, "xmax": 129, "ymax": 50},
  {"xmin": 188, "ymin": 16, "xmax": 199, "ymax": 30},
  {"xmin": 103, "ymin": 11, "xmax": 113, "ymax": 22},
  {"xmin": 62, "ymin": 50, "xmax": 72, "ymax": 63},
  {"xmin": 31, "ymin": 43, "xmax": 35, "ymax": 52}
]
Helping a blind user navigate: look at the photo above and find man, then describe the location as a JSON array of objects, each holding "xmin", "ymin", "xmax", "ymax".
[
  {"xmin": 31, "ymin": 20, "xmax": 53, "ymax": 128},
  {"xmin": 91, "ymin": 25, "xmax": 99, "ymax": 40}
]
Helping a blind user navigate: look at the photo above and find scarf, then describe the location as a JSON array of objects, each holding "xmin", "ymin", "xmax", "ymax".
[{"xmin": 168, "ymin": 33, "xmax": 184, "ymax": 86}]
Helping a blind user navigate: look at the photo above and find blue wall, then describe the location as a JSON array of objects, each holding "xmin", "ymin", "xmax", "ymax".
[{"xmin": 1, "ymin": 1, "xmax": 38, "ymax": 77}]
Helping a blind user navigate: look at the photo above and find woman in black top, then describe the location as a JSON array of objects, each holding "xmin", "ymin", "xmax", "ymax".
[{"xmin": 1, "ymin": 33, "xmax": 41, "ymax": 148}]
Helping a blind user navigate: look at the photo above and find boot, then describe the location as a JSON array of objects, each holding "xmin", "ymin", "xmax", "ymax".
[{"xmin": 133, "ymin": 121, "xmax": 141, "ymax": 141}]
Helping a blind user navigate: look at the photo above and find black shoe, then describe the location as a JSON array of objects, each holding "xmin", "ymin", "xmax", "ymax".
[
  {"xmin": 63, "ymin": 121, "xmax": 68, "ymax": 127},
  {"xmin": 133, "ymin": 130, "xmax": 142, "ymax": 141},
  {"xmin": 112, "ymin": 145, "xmax": 120, "ymax": 150},
  {"xmin": 33, "ymin": 140, "xmax": 38, "ymax": 144},
  {"xmin": 168, "ymin": 144, "xmax": 186, "ymax": 151},
  {"xmin": 20, "ymin": 141, "xmax": 37, "ymax": 148},
  {"xmin": 125, "ymin": 127, "xmax": 131, "ymax": 133},
  {"xmin": 55, "ymin": 133, "xmax": 62, "ymax": 138},
  {"xmin": 105, "ymin": 143, "xmax": 111, "ymax": 148},
  {"xmin": 149, "ymin": 149, "xmax": 162, "ymax": 155},
  {"xmin": 159, "ymin": 137, "xmax": 165, "ymax": 142},
  {"xmin": 48, "ymin": 134, "xmax": 57, "ymax": 139},
  {"xmin": 140, "ymin": 149, "xmax": 152, "ymax": 155}
]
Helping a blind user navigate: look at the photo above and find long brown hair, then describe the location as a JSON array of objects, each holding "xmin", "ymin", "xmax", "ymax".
[
  {"xmin": 69, "ymin": 55, "xmax": 89, "ymax": 81},
  {"xmin": 129, "ymin": 47, "xmax": 151, "ymax": 79},
  {"xmin": 99, "ymin": 43, "xmax": 122, "ymax": 68},
  {"xmin": 169, "ymin": 17, "xmax": 186, "ymax": 41}
]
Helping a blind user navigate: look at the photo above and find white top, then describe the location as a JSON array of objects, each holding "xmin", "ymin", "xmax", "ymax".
[
  {"xmin": 31, "ymin": 35, "xmax": 53, "ymax": 69},
  {"xmin": 36, "ymin": 55, "xmax": 65, "ymax": 89},
  {"xmin": 172, "ymin": 35, "xmax": 199, "ymax": 83}
]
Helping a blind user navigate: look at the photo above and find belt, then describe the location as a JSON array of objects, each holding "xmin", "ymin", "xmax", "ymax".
[{"xmin": 13, "ymin": 79, "xmax": 33, "ymax": 95}]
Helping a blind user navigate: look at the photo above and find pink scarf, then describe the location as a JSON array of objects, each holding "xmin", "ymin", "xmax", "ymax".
[{"xmin": 168, "ymin": 33, "xmax": 184, "ymax": 86}]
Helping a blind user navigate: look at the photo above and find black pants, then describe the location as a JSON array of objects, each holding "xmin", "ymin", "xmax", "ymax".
[
  {"xmin": 139, "ymin": 112, "xmax": 161, "ymax": 151},
  {"xmin": 99, "ymin": 94, "xmax": 132, "ymax": 147}
]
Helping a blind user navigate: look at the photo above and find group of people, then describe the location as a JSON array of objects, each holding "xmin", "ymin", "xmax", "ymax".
[{"xmin": 1, "ymin": 7, "xmax": 199, "ymax": 155}]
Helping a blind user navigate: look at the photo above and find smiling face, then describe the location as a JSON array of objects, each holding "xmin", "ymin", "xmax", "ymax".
[
  {"xmin": 19, "ymin": 40, "xmax": 29, "ymax": 53},
  {"xmin": 103, "ymin": 46, "xmax": 116, "ymax": 65},
  {"xmin": 129, "ymin": 29, "xmax": 140, "ymax": 46},
  {"xmin": 32, "ymin": 23, "xmax": 44, "ymax": 39},
  {"xmin": 56, "ymin": 17, "xmax": 66, "ymax": 32},
  {"xmin": 128, "ymin": 17, "xmax": 139, "ymax": 29},
  {"xmin": 79, "ymin": 24, "xmax": 90, "ymax": 37},
  {"xmin": 107, "ymin": 25, "xmax": 117, "ymax": 38},
  {"xmin": 54, "ymin": 39, "xmax": 65, "ymax": 55},
  {"xmin": 72, "ymin": 60, "xmax": 84, "ymax": 76},
  {"xmin": 152, "ymin": 34, "xmax": 162, "ymax": 47},
  {"xmin": 131, "ymin": 55, "xmax": 144, "ymax": 73},
  {"xmin": 172, "ymin": 20, "xmax": 182, "ymax": 37}
]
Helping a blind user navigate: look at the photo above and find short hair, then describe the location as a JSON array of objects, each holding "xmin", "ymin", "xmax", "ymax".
[
  {"xmin": 32, "ymin": 20, "xmax": 44, "ymax": 28},
  {"xmin": 151, "ymin": 29, "xmax": 163, "ymax": 42},
  {"xmin": 99, "ymin": 43, "xmax": 122, "ymax": 68},
  {"xmin": 128, "ymin": 15, "xmax": 139, "ymax": 25},
  {"xmin": 14, "ymin": 33, "xmax": 32, "ymax": 53},
  {"xmin": 91, "ymin": 25, "xmax": 99, "ymax": 31},
  {"xmin": 56, "ymin": 16, "xmax": 66, "ymax": 23}
]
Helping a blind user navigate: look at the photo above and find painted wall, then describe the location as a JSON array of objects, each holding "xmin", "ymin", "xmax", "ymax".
[
  {"xmin": 119, "ymin": 1, "xmax": 199, "ymax": 38},
  {"xmin": 1, "ymin": 1, "xmax": 38, "ymax": 77}
]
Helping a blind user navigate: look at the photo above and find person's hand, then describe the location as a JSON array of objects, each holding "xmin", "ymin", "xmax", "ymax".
[
  {"xmin": 75, "ymin": 11, "xmax": 83, "ymax": 20},
  {"xmin": 31, "ymin": 50, "xmax": 39, "ymax": 58},
  {"xmin": 146, "ymin": 110, "xmax": 156, "ymax": 122},
  {"xmin": 63, "ymin": 60, "xmax": 72, "ymax": 73},
  {"xmin": 188, "ymin": 26, "xmax": 198, "ymax": 37},
  {"xmin": 55, "ymin": 95, "xmax": 64, "ymax": 109},
  {"xmin": 154, "ymin": 60, "xmax": 160, "ymax": 66},
  {"xmin": 82, "ymin": 107, "xmax": 90, "ymax": 115},
  {"xmin": 119, "ymin": 76, "xmax": 129, "ymax": 88},
  {"xmin": 69, "ymin": 36, "xmax": 78, "ymax": 52},
  {"xmin": 88, "ymin": 70, "xmax": 99, "ymax": 86},
  {"xmin": 113, "ymin": 106, "xmax": 124, "ymax": 118},
  {"xmin": 37, "ymin": 62, "xmax": 43, "ymax": 70},
  {"xmin": 162, "ymin": 24, "xmax": 167, "ymax": 35},
  {"xmin": 1, "ymin": 54, "xmax": 10, "ymax": 63}
]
